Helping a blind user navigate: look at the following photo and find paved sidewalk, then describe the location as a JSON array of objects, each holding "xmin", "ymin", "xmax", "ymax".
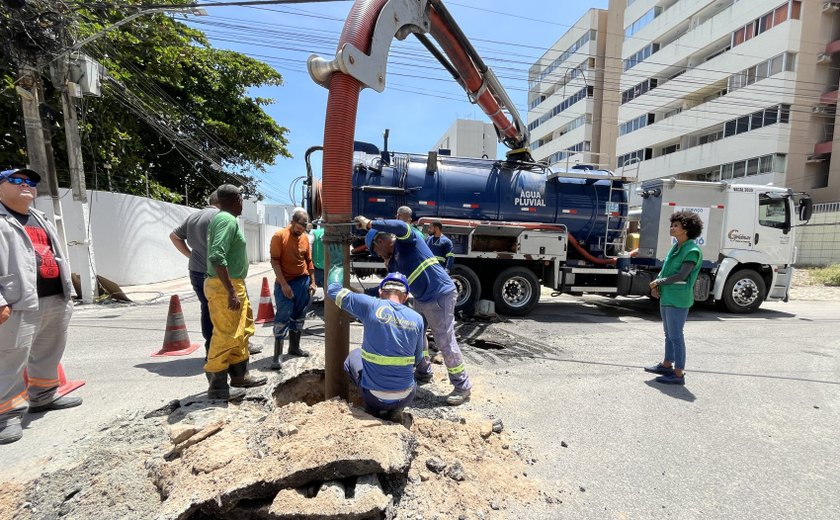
[{"xmin": 118, "ymin": 261, "xmax": 275, "ymax": 304}]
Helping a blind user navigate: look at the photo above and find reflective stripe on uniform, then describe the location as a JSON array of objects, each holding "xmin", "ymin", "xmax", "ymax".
[
  {"xmin": 0, "ymin": 390, "xmax": 28, "ymax": 414},
  {"xmin": 435, "ymin": 256, "xmax": 446, "ymax": 262},
  {"xmin": 27, "ymin": 376, "xmax": 60, "ymax": 388},
  {"xmin": 360, "ymin": 349, "xmax": 415, "ymax": 366},
  {"xmin": 446, "ymin": 252, "xmax": 455, "ymax": 257},
  {"xmin": 423, "ymin": 350, "xmax": 429, "ymax": 358},
  {"xmin": 408, "ymin": 257, "xmax": 440, "ymax": 284},
  {"xmin": 397, "ymin": 226, "xmax": 413, "ymax": 240},
  {"xmin": 335, "ymin": 288, "xmax": 351, "ymax": 309},
  {"xmin": 447, "ymin": 363, "xmax": 465, "ymax": 375}
]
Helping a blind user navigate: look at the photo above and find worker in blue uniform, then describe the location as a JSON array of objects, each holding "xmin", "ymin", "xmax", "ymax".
[
  {"xmin": 425, "ymin": 221, "xmax": 454, "ymax": 272},
  {"xmin": 327, "ymin": 268, "xmax": 425, "ymax": 419},
  {"xmin": 354, "ymin": 215, "xmax": 473, "ymax": 406}
]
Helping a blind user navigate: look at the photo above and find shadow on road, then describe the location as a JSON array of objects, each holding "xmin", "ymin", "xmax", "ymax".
[
  {"xmin": 524, "ymin": 296, "xmax": 798, "ymax": 324},
  {"xmin": 135, "ymin": 357, "xmax": 206, "ymax": 378},
  {"xmin": 644, "ymin": 379, "xmax": 697, "ymax": 402}
]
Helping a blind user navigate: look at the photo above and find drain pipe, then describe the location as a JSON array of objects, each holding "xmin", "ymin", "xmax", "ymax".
[{"xmin": 320, "ymin": 0, "xmax": 389, "ymax": 400}]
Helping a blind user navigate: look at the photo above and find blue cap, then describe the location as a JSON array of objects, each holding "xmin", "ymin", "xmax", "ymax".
[
  {"xmin": 0, "ymin": 168, "xmax": 41, "ymax": 183},
  {"xmin": 365, "ymin": 229, "xmax": 378, "ymax": 252},
  {"xmin": 379, "ymin": 272, "xmax": 409, "ymax": 293}
]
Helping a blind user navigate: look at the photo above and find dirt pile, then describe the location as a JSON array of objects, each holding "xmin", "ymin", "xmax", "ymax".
[{"xmin": 1, "ymin": 357, "xmax": 542, "ymax": 520}]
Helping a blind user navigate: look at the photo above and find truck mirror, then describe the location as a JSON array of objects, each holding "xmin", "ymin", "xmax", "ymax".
[{"xmin": 798, "ymin": 197, "xmax": 813, "ymax": 222}]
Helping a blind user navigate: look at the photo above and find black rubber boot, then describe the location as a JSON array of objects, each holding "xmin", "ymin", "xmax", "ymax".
[
  {"xmin": 270, "ymin": 338, "xmax": 284, "ymax": 370},
  {"xmin": 229, "ymin": 360, "xmax": 267, "ymax": 388},
  {"xmin": 288, "ymin": 330, "xmax": 309, "ymax": 357},
  {"xmin": 207, "ymin": 370, "xmax": 246, "ymax": 401}
]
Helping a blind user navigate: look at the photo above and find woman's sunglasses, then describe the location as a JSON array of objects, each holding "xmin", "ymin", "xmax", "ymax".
[{"xmin": 4, "ymin": 177, "xmax": 38, "ymax": 188}]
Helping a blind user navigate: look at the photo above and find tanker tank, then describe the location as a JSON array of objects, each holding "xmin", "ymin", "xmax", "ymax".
[{"xmin": 350, "ymin": 151, "xmax": 627, "ymax": 252}]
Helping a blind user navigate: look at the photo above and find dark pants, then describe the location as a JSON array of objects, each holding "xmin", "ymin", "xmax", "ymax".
[
  {"xmin": 344, "ymin": 349, "xmax": 416, "ymax": 414},
  {"xmin": 189, "ymin": 270, "xmax": 213, "ymax": 353}
]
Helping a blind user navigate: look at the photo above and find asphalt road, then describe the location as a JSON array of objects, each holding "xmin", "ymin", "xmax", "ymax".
[{"xmin": 2, "ymin": 271, "xmax": 838, "ymax": 519}]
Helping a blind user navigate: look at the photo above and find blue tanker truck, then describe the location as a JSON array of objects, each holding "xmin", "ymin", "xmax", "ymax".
[{"xmin": 305, "ymin": 143, "xmax": 812, "ymax": 316}]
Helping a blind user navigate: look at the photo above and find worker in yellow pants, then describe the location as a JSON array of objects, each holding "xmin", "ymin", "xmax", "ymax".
[
  {"xmin": 204, "ymin": 184, "xmax": 266, "ymax": 400},
  {"xmin": 204, "ymin": 277, "xmax": 253, "ymax": 373}
]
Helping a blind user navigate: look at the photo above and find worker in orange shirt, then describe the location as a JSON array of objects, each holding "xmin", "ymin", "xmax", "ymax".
[{"xmin": 269, "ymin": 208, "xmax": 317, "ymax": 369}]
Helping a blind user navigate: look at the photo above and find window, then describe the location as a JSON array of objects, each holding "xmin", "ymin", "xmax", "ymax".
[
  {"xmin": 769, "ymin": 54, "xmax": 784, "ymax": 75},
  {"xmin": 626, "ymin": 7, "xmax": 662, "ymax": 38},
  {"xmin": 662, "ymin": 144, "xmax": 680, "ymax": 155},
  {"xmin": 759, "ymin": 155, "xmax": 774, "ymax": 173},
  {"xmin": 736, "ymin": 116, "xmax": 750, "ymax": 134},
  {"xmin": 759, "ymin": 195, "xmax": 788, "ymax": 229},
  {"xmin": 733, "ymin": 2, "xmax": 800, "ymax": 49},
  {"xmin": 724, "ymin": 120, "xmax": 737, "ymax": 137},
  {"xmin": 747, "ymin": 158, "xmax": 760, "ymax": 176},
  {"xmin": 721, "ymin": 163, "xmax": 734, "ymax": 180},
  {"xmin": 733, "ymin": 161, "xmax": 746, "ymax": 178},
  {"xmin": 751, "ymin": 111, "xmax": 764, "ymax": 131},
  {"xmin": 765, "ymin": 106, "xmax": 778, "ymax": 126},
  {"xmin": 779, "ymin": 104, "xmax": 790, "ymax": 123}
]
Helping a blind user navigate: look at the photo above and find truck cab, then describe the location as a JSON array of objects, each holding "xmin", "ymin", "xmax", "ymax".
[{"xmin": 635, "ymin": 179, "xmax": 812, "ymax": 312}]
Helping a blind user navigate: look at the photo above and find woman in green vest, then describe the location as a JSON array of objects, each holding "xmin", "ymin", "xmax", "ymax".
[{"xmin": 644, "ymin": 210, "xmax": 704, "ymax": 385}]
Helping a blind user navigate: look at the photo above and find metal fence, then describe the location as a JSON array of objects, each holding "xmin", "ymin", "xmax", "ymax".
[{"xmin": 796, "ymin": 202, "xmax": 840, "ymax": 266}]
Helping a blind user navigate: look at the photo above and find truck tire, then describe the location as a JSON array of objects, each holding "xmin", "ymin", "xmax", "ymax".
[
  {"xmin": 450, "ymin": 265, "xmax": 481, "ymax": 316},
  {"xmin": 493, "ymin": 267, "xmax": 540, "ymax": 316},
  {"xmin": 721, "ymin": 269, "xmax": 766, "ymax": 313}
]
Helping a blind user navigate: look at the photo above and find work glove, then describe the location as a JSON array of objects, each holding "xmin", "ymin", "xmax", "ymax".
[
  {"xmin": 353, "ymin": 215, "xmax": 371, "ymax": 230},
  {"xmin": 328, "ymin": 265, "xmax": 344, "ymax": 286}
]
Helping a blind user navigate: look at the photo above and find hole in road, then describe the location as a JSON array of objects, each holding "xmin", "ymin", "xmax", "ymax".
[{"xmin": 470, "ymin": 339, "xmax": 505, "ymax": 350}]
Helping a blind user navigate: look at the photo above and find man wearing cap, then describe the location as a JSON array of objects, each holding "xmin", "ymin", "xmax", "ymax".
[
  {"xmin": 269, "ymin": 208, "xmax": 316, "ymax": 369},
  {"xmin": 204, "ymin": 184, "xmax": 266, "ymax": 400},
  {"xmin": 354, "ymin": 215, "xmax": 472, "ymax": 406},
  {"xmin": 327, "ymin": 264, "xmax": 424, "ymax": 421},
  {"xmin": 0, "ymin": 168, "xmax": 81, "ymax": 444}
]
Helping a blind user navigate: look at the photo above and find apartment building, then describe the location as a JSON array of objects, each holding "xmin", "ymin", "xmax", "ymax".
[
  {"xmin": 526, "ymin": 3, "xmax": 625, "ymax": 170},
  {"xmin": 614, "ymin": 0, "xmax": 840, "ymax": 203},
  {"xmin": 432, "ymin": 119, "xmax": 498, "ymax": 159}
]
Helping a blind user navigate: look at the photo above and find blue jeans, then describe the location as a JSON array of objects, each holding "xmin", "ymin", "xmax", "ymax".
[
  {"xmin": 273, "ymin": 275, "xmax": 311, "ymax": 339},
  {"xmin": 189, "ymin": 270, "xmax": 213, "ymax": 354},
  {"xmin": 660, "ymin": 305, "xmax": 690, "ymax": 370},
  {"xmin": 344, "ymin": 349, "xmax": 416, "ymax": 414}
]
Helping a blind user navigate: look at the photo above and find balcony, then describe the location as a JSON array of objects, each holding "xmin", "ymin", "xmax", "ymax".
[
  {"xmin": 826, "ymin": 39, "xmax": 840, "ymax": 54},
  {"xmin": 814, "ymin": 140, "xmax": 833, "ymax": 155},
  {"xmin": 821, "ymin": 90, "xmax": 839, "ymax": 104}
]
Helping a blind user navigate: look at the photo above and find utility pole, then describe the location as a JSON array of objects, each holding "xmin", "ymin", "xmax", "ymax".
[
  {"xmin": 17, "ymin": 65, "xmax": 68, "ymax": 250},
  {"xmin": 55, "ymin": 58, "xmax": 98, "ymax": 303}
]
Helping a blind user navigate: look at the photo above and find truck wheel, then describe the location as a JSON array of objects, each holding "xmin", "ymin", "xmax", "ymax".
[
  {"xmin": 493, "ymin": 267, "xmax": 540, "ymax": 316},
  {"xmin": 450, "ymin": 265, "xmax": 481, "ymax": 316},
  {"xmin": 721, "ymin": 269, "xmax": 766, "ymax": 313}
]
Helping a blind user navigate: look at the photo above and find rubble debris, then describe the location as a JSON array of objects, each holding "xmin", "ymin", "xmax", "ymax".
[
  {"xmin": 445, "ymin": 461, "xmax": 466, "ymax": 481},
  {"xmin": 268, "ymin": 474, "xmax": 391, "ymax": 519},
  {"xmin": 426, "ymin": 457, "xmax": 447, "ymax": 474},
  {"xmin": 163, "ymin": 420, "xmax": 224, "ymax": 461}
]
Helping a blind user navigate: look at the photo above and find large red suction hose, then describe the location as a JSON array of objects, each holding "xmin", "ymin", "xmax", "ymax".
[
  {"xmin": 428, "ymin": 7, "xmax": 520, "ymax": 143},
  {"xmin": 322, "ymin": 0, "xmax": 388, "ymax": 219},
  {"xmin": 322, "ymin": 0, "xmax": 389, "ymax": 401}
]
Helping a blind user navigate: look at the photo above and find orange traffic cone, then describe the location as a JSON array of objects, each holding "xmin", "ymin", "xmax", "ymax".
[
  {"xmin": 254, "ymin": 277, "xmax": 275, "ymax": 324},
  {"xmin": 152, "ymin": 294, "xmax": 200, "ymax": 357},
  {"xmin": 23, "ymin": 363, "xmax": 85, "ymax": 397}
]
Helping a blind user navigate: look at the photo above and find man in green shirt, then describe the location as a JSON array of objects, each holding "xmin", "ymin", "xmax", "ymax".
[
  {"xmin": 310, "ymin": 225, "xmax": 325, "ymax": 288},
  {"xmin": 204, "ymin": 185, "xmax": 266, "ymax": 400}
]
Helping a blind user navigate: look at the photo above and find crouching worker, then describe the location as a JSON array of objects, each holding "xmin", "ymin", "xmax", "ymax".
[{"xmin": 327, "ymin": 266, "xmax": 425, "ymax": 421}]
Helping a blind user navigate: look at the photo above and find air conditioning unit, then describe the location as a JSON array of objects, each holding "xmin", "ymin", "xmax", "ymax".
[
  {"xmin": 822, "ymin": 1, "xmax": 839, "ymax": 14},
  {"xmin": 817, "ymin": 53, "xmax": 833, "ymax": 65}
]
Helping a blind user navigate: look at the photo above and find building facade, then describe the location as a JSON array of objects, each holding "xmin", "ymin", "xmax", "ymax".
[
  {"xmin": 432, "ymin": 119, "xmax": 498, "ymax": 159},
  {"xmin": 526, "ymin": 3, "xmax": 625, "ymax": 170},
  {"xmin": 614, "ymin": 0, "xmax": 840, "ymax": 203}
]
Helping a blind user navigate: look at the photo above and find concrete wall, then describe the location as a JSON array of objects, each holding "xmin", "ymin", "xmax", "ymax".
[
  {"xmin": 35, "ymin": 189, "xmax": 283, "ymax": 287},
  {"xmin": 796, "ymin": 203, "xmax": 840, "ymax": 266}
]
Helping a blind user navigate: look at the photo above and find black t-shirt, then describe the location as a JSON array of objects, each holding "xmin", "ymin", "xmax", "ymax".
[{"xmin": 2, "ymin": 203, "xmax": 64, "ymax": 297}]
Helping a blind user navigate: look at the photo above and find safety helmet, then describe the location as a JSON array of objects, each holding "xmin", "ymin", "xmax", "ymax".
[
  {"xmin": 365, "ymin": 229, "xmax": 379, "ymax": 252},
  {"xmin": 379, "ymin": 272, "xmax": 409, "ymax": 293}
]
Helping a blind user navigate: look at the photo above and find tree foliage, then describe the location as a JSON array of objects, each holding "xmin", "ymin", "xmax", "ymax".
[{"xmin": 1, "ymin": 0, "xmax": 290, "ymax": 205}]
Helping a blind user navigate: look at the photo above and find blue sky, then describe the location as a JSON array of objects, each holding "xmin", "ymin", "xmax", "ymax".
[{"xmin": 184, "ymin": 0, "xmax": 608, "ymax": 205}]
